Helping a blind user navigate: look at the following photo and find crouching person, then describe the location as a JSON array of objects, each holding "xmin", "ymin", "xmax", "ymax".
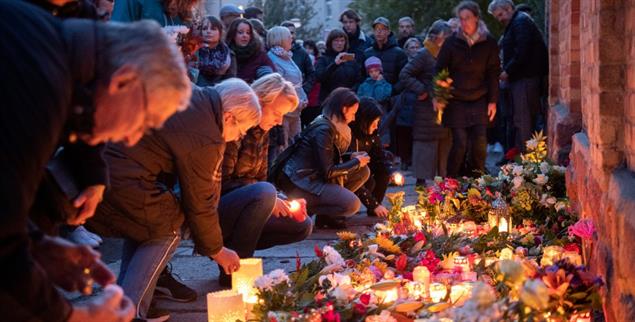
[
  {"xmin": 270, "ymin": 88, "xmax": 371, "ymax": 230},
  {"xmin": 88, "ymin": 79, "xmax": 261, "ymax": 321},
  {"xmin": 219, "ymin": 73, "xmax": 313, "ymax": 286}
]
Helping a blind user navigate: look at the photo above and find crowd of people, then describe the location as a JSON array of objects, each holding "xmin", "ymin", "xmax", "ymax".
[{"xmin": 1, "ymin": 0, "xmax": 547, "ymax": 321}]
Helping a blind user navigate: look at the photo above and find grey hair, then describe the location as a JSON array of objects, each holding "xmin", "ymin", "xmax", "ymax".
[
  {"xmin": 427, "ymin": 20, "xmax": 452, "ymax": 40},
  {"xmin": 101, "ymin": 20, "xmax": 191, "ymax": 112},
  {"xmin": 403, "ymin": 37, "xmax": 421, "ymax": 49},
  {"xmin": 214, "ymin": 78, "xmax": 262, "ymax": 127},
  {"xmin": 251, "ymin": 73, "xmax": 299, "ymax": 110},
  {"xmin": 488, "ymin": 0, "xmax": 515, "ymax": 13},
  {"xmin": 398, "ymin": 16, "xmax": 415, "ymax": 25},
  {"xmin": 267, "ymin": 26, "xmax": 292, "ymax": 48}
]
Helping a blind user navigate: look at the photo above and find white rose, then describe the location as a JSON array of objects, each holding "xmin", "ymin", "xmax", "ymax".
[
  {"xmin": 539, "ymin": 162, "xmax": 550, "ymax": 174},
  {"xmin": 255, "ymin": 274, "xmax": 274, "ymax": 291},
  {"xmin": 512, "ymin": 165, "xmax": 524, "ymax": 177},
  {"xmin": 533, "ymin": 174, "xmax": 549, "ymax": 185},
  {"xmin": 526, "ymin": 139, "xmax": 539, "ymax": 150},
  {"xmin": 555, "ymin": 201, "xmax": 567, "ymax": 212},
  {"xmin": 267, "ymin": 269, "xmax": 290, "ymax": 285},
  {"xmin": 512, "ymin": 176, "xmax": 525, "ymax": 190}
]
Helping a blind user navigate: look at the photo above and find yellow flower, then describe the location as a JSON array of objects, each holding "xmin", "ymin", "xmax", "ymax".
[
  {"xmin": 374, "ymin": 235, "xmax": 401, "ymax": 254},
  {"xmin": 520, "ymin": 279, "xmax": 550, "ymax": 311},
  {"xmin": 337, "ymin": 231, "xmax": 358, "ymax": 241}
]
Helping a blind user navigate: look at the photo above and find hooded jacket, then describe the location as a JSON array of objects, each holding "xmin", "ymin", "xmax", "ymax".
[
  {"xmin": 315, "ymin": 49, "xmax": 363, "ymax": 103},
  {"xmin": 364, "ymin": 33, "xmax": 409, "ymax": 88}
]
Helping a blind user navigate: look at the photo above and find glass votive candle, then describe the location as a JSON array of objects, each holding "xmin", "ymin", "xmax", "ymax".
[
  {"xmin": 429, "ymin": 283, "xmax": 447, "ymax": 303},
  {"xmin": 207, "ymin": 290, "xmax": 245, "ymax": 322},
  {"xmin": 231, "ymin": 258, "xmax": 263, "ymax": 303}
]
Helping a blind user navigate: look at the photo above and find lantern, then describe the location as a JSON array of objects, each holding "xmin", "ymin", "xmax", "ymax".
[
  {"xmin": 207, "ymin": 290, "xmax": 244, "ymax": 322},
  {"xmin": 231, "ymin": 258, "xmax": 263, "ymax": 303},
  {"xmin": 429, "ymin": 283, "xmax": 447, "ymax": 303},
  {"xmin": 488, "ymin": 193, "xmax": 512, "ymax": 233}
]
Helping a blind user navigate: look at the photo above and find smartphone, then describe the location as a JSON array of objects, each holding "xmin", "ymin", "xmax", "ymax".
[{"xmin": 341, "ymin": 53, "xmax": 355, "ymax": 62}]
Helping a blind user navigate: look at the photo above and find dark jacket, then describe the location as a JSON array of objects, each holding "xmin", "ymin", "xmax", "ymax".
[
  {"xmin": 435, "ymin": 31, "xmax": 500, "ymax": 103},
  {"xmin": 0, "ymin": 2, "xmax": 101, "ymax": 320},
  {"xmin": 273, "ymin": 116, "xmax": 361, "ymax": 195},
  {"xmin": 111, "ymin": 0, "xmax": 185, "ymax": 25},
  {"xmin": 400, "ymin": 48, "xmax": 451, "ymax": 141},
  {"xmin": 315, "ymin": 49, "xmax": 362, "ymax": 103},
  {"xmin": 196, "ymin": 50, "xmax": 238, "ymax": 86},
  {"xmin": 347, "ymin": 28, "xmax": 372, "ymax": 65},
  {"xmin": 501, "ymin": 11, "xmax": 548, "ymax": 81},
  {"xmin": 349, "ymin": 128, "xmax": 390, "ymax": 210},
  {"xmin": 236, "ymin": 49, "xmax": 276, "ymax": 84},
  {"xmin": 291, "ymin": 42, "xmax": 316, "ymax": 95},
  {"xmin": 221, "ymin": 126, "xmax": 269, "ymax": 195},
  {"xmin": 364, "ymin": 34, "xmax": 409, "ymax": 88},
  {"xmin": 90, "ymin": 86, "xmax": 226, "ymax": 257}
]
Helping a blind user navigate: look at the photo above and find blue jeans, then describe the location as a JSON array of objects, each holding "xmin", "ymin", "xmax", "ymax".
[
  {"xmin": 218, "ymin": 182, "xmax": 276, "ymax": 258},
  {"xmin": 118, "ymin": 234, "xmax": 180, "ymax": 319}
]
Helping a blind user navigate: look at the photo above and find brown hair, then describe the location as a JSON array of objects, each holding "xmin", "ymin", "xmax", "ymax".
[
  {"xmin": 164, "ymin": 0, "xmax": 199, "ymax": 22},
  {"xmin": 454, "ymin": 0, "xmax": 482, "ymax": 18},
  {"xmin": 199, "ymin": 15, "xmax": 224, "ymax": 38},
  {"xmin": 226, "ymin": 18, "xmax": 261, "ymax": 51},
  {"xmin": 339, "ymin": 9, "xmax": 361, "ymax": 23},
  {"xmin": 326, "ymin": 28, "xmax": 349, "ymax": 52}
]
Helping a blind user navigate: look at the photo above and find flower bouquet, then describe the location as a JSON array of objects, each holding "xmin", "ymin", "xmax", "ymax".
[{"xmin": 432, "ymin": 69, "xmax": 453, "ymax": 125}]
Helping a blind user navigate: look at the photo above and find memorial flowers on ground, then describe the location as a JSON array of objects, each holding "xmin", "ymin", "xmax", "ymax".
[{"xmin": 250, "ymin": 134, "xmax": 603, "ymax": 321}]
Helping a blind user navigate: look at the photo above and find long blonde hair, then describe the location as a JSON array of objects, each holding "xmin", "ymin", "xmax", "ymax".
[{"xmin": 251, "ymin": 73, "xmax": 299, "ymax": 111}]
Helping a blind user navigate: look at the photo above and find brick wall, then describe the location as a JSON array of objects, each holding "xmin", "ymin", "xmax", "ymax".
[{"xmin": 550, "ymin": 0, "xmax": 635, "ymax": 320}]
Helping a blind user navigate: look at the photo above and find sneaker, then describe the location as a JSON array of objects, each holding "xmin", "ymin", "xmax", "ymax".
[
  {"xmin": 132, "ymin": 306, "xmax": 170, "ymax": 322},
  {"xmin": 315, "ymin": 215, "xmax": 347, "ymax": 230},
  {"xmin": 154, "ymin": 265, "xmax": 197, "ymax": 303},
  {"xmin": 68, "ymin": 226, "xmax": 102, "ymax": 248}
]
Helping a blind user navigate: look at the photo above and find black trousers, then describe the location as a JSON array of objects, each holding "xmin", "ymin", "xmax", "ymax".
[{"xmin": 447, "ymin": 124, "xmax": 488, "ymax": 178}]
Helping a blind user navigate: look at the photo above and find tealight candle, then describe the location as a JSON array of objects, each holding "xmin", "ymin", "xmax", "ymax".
[
  {"xmin": 207, "ymin": 290, "xmax": 245, "ymax": 322},
  {"xmin": 429, "ymin": 283, "xmax": 447, "ymax": 303},
  {"xmin": 393, "ymin": 172, "xmax": 404, "ymax": 186},
  {"xmin": 231, "ymin": 258, "xmax": 263, "ymax": 303},
  {"xmin": 453, "ymin": 256, "xmax": 470, "ymax": 272},
  {"xmin": 376, "ymin": 287, "xmax": 399, "ymax": 303}
]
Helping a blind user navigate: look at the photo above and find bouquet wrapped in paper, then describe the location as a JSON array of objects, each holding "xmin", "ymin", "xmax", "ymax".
[{"xmin": 432, "ymin": 69, "xmax": 453, "ymax": 125}]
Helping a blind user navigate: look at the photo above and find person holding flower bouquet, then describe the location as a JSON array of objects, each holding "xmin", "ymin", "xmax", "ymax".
[{"xmin": 434, "ymin": 1, "xmax": 501, "ymax": 178}]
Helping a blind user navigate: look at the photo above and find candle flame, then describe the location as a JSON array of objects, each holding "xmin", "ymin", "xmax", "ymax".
[
  {"xmin": 289, "ymin": 200, "xmax": 301, "ymax": 212},
  {"xmin": 393, "ymin": 172, "xmax": 404, "ymax": 186}
]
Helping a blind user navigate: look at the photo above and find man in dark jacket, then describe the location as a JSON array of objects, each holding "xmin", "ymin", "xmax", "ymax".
[
  {"xmin": 364, "ymin": 17, "xmax": 409, "ymax": 89},
  {"xmin": 489, "ymin": 0, "xmax": 548, "ymax": 151},
  {"xmin": 89, "ymin": 80, "xmax": 261, "ymax": 320},
  {"xmin": 282, "ymin": 21, "xmax": 316, "ymax": 95},
  {"xmin": 340, "ymin": 9, "xmax": 372, "ymax": 63},
  {"xmin": 435, "ymin": 2, "xmax": 501, "ymax": 178},
  {"xmin": 0, "ymin": 1, "xmax": 191, "ymax": 321}
]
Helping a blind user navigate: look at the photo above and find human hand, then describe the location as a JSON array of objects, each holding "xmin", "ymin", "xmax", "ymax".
[
  {"xmin": 353, "ymin": 152, "xmax": 370, "ymax": 167},
  {"xmin": 335, "ymin": 52, "xmax": 345, "ymax": 65},
  {"xmin": 273, "ymin": 198, "xmax": 293, "ymax": 218},
  {"xmin": 69, "ymin": 185, "xmax": 106, "ymax": 226},
  {"xmin": 32, "ymin": 236, "xmax": 115, "ymax": 294},
  {"xmin": 211, "ymin": 247, "xmax": 241, "ymax": 275},
  {"xmin": 417, "ymin": 92, "xmax": 429, "ymax": 101},
  {"xmin": 373, "ymin": 205, "xmax": 389, "ymax": 218},
  {"xmin": 487, "ymin": 103, "xmax": 497, "ymax": 122},
  {"xmin": 499, "ymin": 71, "xmax": 509, "ymax": 82},
  {"xmin": 68, "ymin": 285, "xmax": 135, "ymax": 322}
]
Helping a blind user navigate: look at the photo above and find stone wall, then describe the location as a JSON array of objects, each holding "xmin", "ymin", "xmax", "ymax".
[{"xmin": 549, "ymin": 0, "xmax": 635, "ymax": 321}]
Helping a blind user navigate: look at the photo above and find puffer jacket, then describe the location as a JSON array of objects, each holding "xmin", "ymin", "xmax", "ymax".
[
  {"xmin": 90, "ymin": 86, "xmax": 226, "ymax": 257},
  {"xmin": 272, "ymin": 116, "xmax": 360, "ymax": 195},
  {"xmin": 364, "ymin": 33, "xmax": 408, "ymax": 88},
  {"xmin": 315, "ymin": 49, "xmax": 362, "ymax": 103},
  {"xmin": 501, "ymin": 10, "xmax": 548, "ymax": 81},
  {"xmin": 221, "ymin": 126, "xmax": 269, "ymax": 195},
  {"xmin": 400, "ymin": 47, "xmax": 451, "ymax": 141}
]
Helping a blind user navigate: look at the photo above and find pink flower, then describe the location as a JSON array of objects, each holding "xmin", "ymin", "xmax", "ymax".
[
  {"xmin": 445, "ymin": 178, "xmax": 460, "ymax": 190},
  {"xmin": 429, "ymin": 192, "xmax": 443, "ymax": 204},
  {"xmin": 568, "ymin": 219, "xmax": 596, "ymax": 240}
]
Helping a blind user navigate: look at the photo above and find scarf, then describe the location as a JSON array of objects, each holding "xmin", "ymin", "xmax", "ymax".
[
  {"xmin": 198, "ymin": 42, "xmax": 231, "ymax": 76},
  {"xmin": 423, "ymin": 39, "xmax": 441, "ymax": 58},
  {"xmin": 231, "ymin": 40, "xmax": 260, "ymax": 63},
  {"xmin": 459, "ymin": 21, "xmax": 489, "ymax": 47},
  {"xmin": 324, "ymin": 115, "xmax": 352, "ymax": 153},
  {"xmin": 270, "ymin": 45, "xmax": 293, "ymax": 60}
]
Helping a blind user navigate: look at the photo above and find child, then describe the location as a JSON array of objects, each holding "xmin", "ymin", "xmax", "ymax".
[{"xmin": 357, "ymin": 56, "xmax": 392, "ymax": 104}]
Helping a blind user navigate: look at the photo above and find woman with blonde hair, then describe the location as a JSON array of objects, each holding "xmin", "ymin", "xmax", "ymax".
[{"xmin": 219, "ymin": 73, "xmax": 312, "ymax": 287}]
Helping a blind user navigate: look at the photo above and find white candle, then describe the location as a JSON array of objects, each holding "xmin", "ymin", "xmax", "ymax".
[
  {"xmin": 413, "ymin": 266, "xmax": 430, "ymax": 292},
  {"xmin": 231, "ymin": 258, "xmax": 263, "ymax": 303},
  {"xmin": 499, "ymin": 217, "xmax": 509, "ymax": 233},
  {"xmin": 429, "ymin": 283, "xmax": 447, "ymax": 303},
  {"xmin": 207, "ymin": 290, "xmax": 244, "ymax": 322}
]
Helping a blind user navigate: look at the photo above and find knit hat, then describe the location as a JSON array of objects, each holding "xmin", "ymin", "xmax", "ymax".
[
  {"xmin": 364, "ymin": 56, "xmax": 382, "ymax": 72},
  {"xmin": 220, "ymin": 4, "xmax": 244, "ymax": 17}
]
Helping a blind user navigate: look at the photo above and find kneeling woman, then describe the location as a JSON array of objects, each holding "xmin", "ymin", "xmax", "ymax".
[
  {"xmin": 219, "ymin": 73, "xmax": 312, "ymax": 286},
  {"xmin": 271, "ymin": 88, "xmax": 370, "ymax": 229},
  {"xmin": 349, "ymin": 97, "xmax": 392, "ymax": 218},
  {"xmin": 88, "ymin": 79, "xmax": 260, "ymax": 321}
]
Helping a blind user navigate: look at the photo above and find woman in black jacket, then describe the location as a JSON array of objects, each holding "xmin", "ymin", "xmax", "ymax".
[
  {"xmin": 315, "ymin": 29, "xmax": 363, "ymax": 104},
  {"xmin": 271, "ymin": 88, "xmax": 370, "ymax": 229},
  {"xmin": 193, "ymin": 15, "xmax": 237, "ymax": 86},
  {"xmin": 349, "ymin": 97, "xmax": 391, "ymax": 217},
  {"xmin": 88, "ymin": 79, "xmax": 261, "ymax": 320},
  {"xmin": 400, "ymin": 20, "xmax": 453, "ymax": 185},
  {"xmin": 434, "ymin": 1, "xmax": 501, "ymax": 178}
]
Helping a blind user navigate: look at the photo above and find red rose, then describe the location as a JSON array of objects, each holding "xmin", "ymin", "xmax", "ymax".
[
  {"xmin": 564, "ymin": 243, "xmax": 580, "ymax": 253},
  {"xmin": 396, "ymin": 254, "xmax": 408, "ymax": 271},
  {"xmin": 414, "ymin": 232, "xmax": 426, "ymax": 243},
  {"xmin": 360, "ymin": 293, "xmax": 371, "ymax": 305},
  {"xmin": 354, "ymin": 303, "xmax": 367, "ymax": 315},
  {"xmin": 322, "ymin": 310, "xmax": 341, "ymax": 322},
  {"xmin": 505, "ymin": 147, "xmax": 520, "ymax": 160}
]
